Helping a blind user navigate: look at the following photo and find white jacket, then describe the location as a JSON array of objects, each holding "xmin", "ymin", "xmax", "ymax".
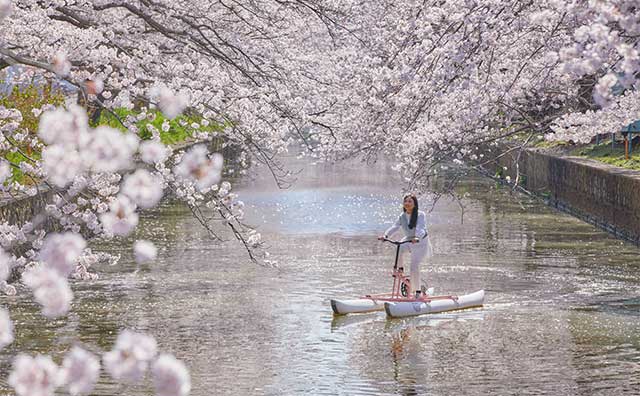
[{"xmin": 384, "ymin": 210, "xmax": 427, "ymax": 240}]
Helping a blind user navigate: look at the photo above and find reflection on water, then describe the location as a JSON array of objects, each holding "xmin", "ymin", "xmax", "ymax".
[
  {"xmin": 241, "ymin": 188, "xmax": 399, "ymax": 236},
  {"xmin": 1, "ymin": 155, "xmax": 640, "ymax": 395}
]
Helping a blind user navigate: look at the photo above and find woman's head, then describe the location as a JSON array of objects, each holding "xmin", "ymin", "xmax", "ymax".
[
  {"xmin": 403, "ymin": 194, "xmax": 417, "ymax": 212},
  {"xmin": 402, "ymin": 194, "xmax": 418, "ymax": 229}
]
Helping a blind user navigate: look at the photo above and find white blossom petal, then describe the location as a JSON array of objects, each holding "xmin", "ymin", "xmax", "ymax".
[
  {"xmin": 103, "ymin": 330, "xmax": 157, "ymax": 383},
  {"xmin": 62, "ymin": 347, "xmax": 100, "ymax": 396},
  {"xmin": 134, "ymin": 240, "xmax": 157, "ymax": 264},
  {"xmin": 152, "ymin": 354, "xmax": 191, "ymax": 396}
]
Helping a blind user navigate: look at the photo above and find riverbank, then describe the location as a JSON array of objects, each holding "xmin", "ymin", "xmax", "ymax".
[
  {"xmin": 480, "ymin": 144, "xmax": 640, "ymax": 245},
  {"xmin": 534, "ymin": 135, "xmax": 640, "ymax": 171}
]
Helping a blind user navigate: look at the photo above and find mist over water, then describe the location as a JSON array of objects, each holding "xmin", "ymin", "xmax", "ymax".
[{"xmin": 1, "ymin": 154, "xmax": 639, "ymax": 395}]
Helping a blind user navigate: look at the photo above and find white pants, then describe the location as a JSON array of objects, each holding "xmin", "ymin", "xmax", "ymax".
[{"xmin": 398, "ymin": 237, "xmax": 433, "ymax": 294}]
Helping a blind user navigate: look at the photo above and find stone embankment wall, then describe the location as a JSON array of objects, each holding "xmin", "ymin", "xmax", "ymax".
[
  {"xmin": 482, "ymin": 146, "xmax": 640, "ymax": 244},
  {"xmin": 0, "ymin": 187, "xmax": 58, "ymax": 231}
]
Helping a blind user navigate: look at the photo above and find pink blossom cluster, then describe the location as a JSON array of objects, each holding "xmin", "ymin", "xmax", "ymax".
[
  {"xmin": 150, "ymin": 85, "xmax": 189, "ymax": 120},
  {"xmin": 22, "ymin": 267, "xmax": 73, "ymax": 318},
  {"xmin": 174, "ymin": 145, "xmax": 224, "ymax": 192},
  {"xmin": 7, "ymin": 331, "xmax": 189, "ymax": 396},
  {"xmin": 38, "ymin": 106, "xmax": 138, "ymax": 188},
  {"xmin": 0, "ymin": 307, "xmax": 13, "ymax": 349}
]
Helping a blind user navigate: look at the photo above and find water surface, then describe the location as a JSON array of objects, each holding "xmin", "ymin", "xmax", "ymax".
[{"xmin": 1, "ymin": 155, "xmax": 639, "ymax": 395}]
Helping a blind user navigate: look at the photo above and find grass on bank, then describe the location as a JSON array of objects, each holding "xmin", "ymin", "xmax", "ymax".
[
  {"xmin": 0, "ymin": 83, "xmax": 65, "ymax": 184},
  {"xmin": 571, "ymin": 141, "xmax": 640, "ymax": 171},
  {"xmin": 519, "ymin": 131, "xmax": 640, "ymax": 171},
  {"xmin": 1, "ymin": 80, "xmax": 224, "ymax": 184},
  {"xmin": 533, "ymin": 138, "xmax": 572, "ymax": 150},
  {"xmin": 95, "ymin": 107, "xmax": 225, "ymax": 145}
]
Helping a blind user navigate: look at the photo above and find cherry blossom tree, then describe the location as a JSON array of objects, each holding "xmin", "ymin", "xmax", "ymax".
[
  {"xmin": 258, "ymin": 0, "xmax": 636, "ymax": 169},
  {"xmin": 1, "ymin": 0, "xmax": 640, "ymax": 395},
  {"xmin": 305, "ymin": 1, "xmax": 640, "ymax": 188},
  {"xmin": 0, "ymin": 0, "xmax": 352, "ymax": 394}
]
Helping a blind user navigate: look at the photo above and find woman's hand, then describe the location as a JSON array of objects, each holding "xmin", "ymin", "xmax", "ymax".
[
  {"xmin": 377, "ymin": 235, "xmax": 386, "ymax": 241},
  {"xmin": 411, "ymin": 238, "xmax": 419, "ymax": 244}
]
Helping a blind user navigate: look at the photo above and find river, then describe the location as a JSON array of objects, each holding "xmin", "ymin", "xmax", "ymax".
[{"xmin": 1, "ymin": 154, "xmax": 639, "ymax": 395}]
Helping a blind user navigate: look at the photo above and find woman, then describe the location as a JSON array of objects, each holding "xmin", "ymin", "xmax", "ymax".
[{"xmin": 378, "ymin": 194, "xmax": 432, "ymax": 298}]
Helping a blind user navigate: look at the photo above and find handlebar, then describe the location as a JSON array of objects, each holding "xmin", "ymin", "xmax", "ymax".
[{"xmin": 380, "ymin": 237, "xmax": 414, "ymax": 245}]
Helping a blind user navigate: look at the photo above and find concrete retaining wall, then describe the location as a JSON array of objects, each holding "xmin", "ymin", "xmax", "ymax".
[
  {"xmin": 0, "ymin": 187, "xmax": 58, "ymax": 230},
  {"xmin": 483, "ymin": 145, "xmax": 640, "ymax": 244}
]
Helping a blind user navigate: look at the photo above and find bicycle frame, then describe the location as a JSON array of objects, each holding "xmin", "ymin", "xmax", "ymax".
[
  {"xmin": 361, "ymin": 239, "xmax": 411, "ymax": 300},
  {"xmin": 361, "ymin": 238, "xmax": 458, "ymax": 303}
]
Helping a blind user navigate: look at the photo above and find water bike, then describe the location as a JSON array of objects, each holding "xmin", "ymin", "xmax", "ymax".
[{"xmin": 330, "ymin": 238, "xmax": 485, "ymax": 318}]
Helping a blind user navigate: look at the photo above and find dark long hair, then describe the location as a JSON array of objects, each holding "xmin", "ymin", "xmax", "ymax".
[{"xmin": 403, "ymin": 194, "xmax": 418, "ymax": 229}]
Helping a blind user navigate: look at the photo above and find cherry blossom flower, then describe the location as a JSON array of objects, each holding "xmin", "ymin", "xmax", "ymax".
[
  {"xmin": 99, "ymin": 196, "xmax": 139, "ymax": 237},
  {"xmin": 84, "ymin": 79, "xmax": 104, "ymax": 95},
  {"xmin": 52, "ymin": 52, "xmax": 71, "ymax": 77},
  {"xmin": 42, "ymin": 145, "xmax": 83, "ymax": 188},
  {"xmin": 39, "ymin": 232, "xmax": 86, "ymax": 276},
  {"xmin": 9, "ymin": 354, "xmax": 62, "ymax": 396},
  {"xmin": 150, "ymin": 85, "xmax": 189, "ymax": 119},
  {"xmin": 152, "ymin": 354, "xmax": 191, "ymax": 396},
  {"xmin": 22, "ymin": 267, "xmax": 73, "ymax": 318},
  {"xmin": 121, "ymin": 169, "xmax": 163, "ymax": 209},
  {"xmin": 0, "ymin": 160, "xmax": 11, "ymax": 185},
  {"xmin": 84, "ymin": 126, "xmax": 138, "ymax": 173},
  {"xmin": 103, "ymin": 330, "xmax": 157, "ymax": 383},
  {"xmin": 61, "ymin": 347, "xmax": 100, "ymax": 396},
  {"xmin": 0, "ymin": 307, "xmax": 13, "ymax": 349},
  {"xmin": 37, "ymin": 105, "xmax": 89, "ymax": 148},
  {"xmin": 140, "ymin": 140, "xmax": 169, "ymax": 164},
  {"xmin": 593, "ymin": 73, "xmax": 619, "ymax": 107},
  {"xmin": 174, "ymin": 145, "xmax": 223, "ymax": 192},
  {"xmin": 134, "ymin": 240, "xmax": 157, "ymax": 264},
  {"xmin": 246, "ymin": 230, "xmax": 262, "ymax": 247},
  {"xmin": 0, "ymin": 280, "xmax": 16, "ymax": 297},
  {"xmin": 218, "ymin": 181, "xmax": 232, "ymax": 197},
  {"xmin": 0, "ymin": 248, "xmax": 11, "ymax": 281}
]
